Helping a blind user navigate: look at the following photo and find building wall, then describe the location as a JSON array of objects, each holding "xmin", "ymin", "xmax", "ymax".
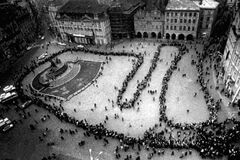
[
  {"xmin": 134, "ymin": 9, "xmax": 164, "ymax": 38},
  {"xmin": 48, "ymin": 4, "xmax": 64, "ymax": 37},
  {"xmin": 0, "ymin": 3, "xmax": 37, "ymax": 61},
  {"xmin": 223, "ymin": 11, "xmax": 240, "ymax": 94},
  {"xmin": 57, "ymin": 17, "xmax": 111, "ymax": 45},
  {"xmin": 197, "ymin": 8, "xmax": 218, "ymax": 38},
  {"xmin": 224, "ymin": 41, "xmax": 240, "ymax": 90},
  {"xmin": 108, "ymin": 9, "xmax": 136, "ymax": 39},
  {"xmin": 227, "ymin": 0, "xmax": 236, "ymax": 7},
  {"xmin": 164, "ymin": 10, "xmax": 200, "ymax": 40}
]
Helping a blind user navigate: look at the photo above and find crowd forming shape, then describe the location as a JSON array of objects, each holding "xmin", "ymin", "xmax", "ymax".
[{"xmin": 12, "ymin": 40, "xmax": 240, "ymax": 160}]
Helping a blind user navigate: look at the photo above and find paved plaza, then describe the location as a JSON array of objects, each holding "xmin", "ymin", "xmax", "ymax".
[{"xmin": 1, "ymin": 39, "xmax": 237, "ymax": 160}]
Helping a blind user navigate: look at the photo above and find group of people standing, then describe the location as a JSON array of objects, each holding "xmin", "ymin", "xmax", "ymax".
[{"xmin": 8, "ymin": 40, "xmax": 240, "ymax": 160}]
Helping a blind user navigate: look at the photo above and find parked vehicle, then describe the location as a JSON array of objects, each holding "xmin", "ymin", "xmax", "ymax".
[
  {"xmin": 77, "ymin": 45, "xmax": 84, "ymax": 48},
  {"xmin": 0, "ymin": 118, "xmax": 14, "ymax": 132},
  {"xmin": 20, "ymin": 100, "xmax": 32, "ymax": 109},
  {"xmin": 57, "ymin": 42, "xmax": 66, "ymax": 46},
  {"xmin": 38, "ymin": 53, "xmax": 48, "ymax": 60}
]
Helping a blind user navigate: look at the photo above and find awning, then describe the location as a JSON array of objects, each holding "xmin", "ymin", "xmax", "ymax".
[{"xmin": 73, "ymin": 34, "xmax": 85, "ymax": 38}]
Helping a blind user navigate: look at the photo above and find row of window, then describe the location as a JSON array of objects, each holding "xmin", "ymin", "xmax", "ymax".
[
  {"xmin": 166, "ymin": 18, "xmax": 196, "ymax": 24},
  {"xmin": 136, "ymin": 16, "xmax": 161, "ymax": 20},
  {"xmin": 59, "ymin": 26, "xmax": 103, "ymax": 32},
  {"xmin": 166, "ymin": 12, "xmax": 197, "ymax": 17},
  {"xmin": 230, "ymin": 66, "xmax": 240, "ymax": 85},
  {"xmin": 231, "ymin": 53, "xmax": 240, "ymax": 67},
  {"xmin": 59, "ymin": 22, "xmax": 103, "ymax": 28},
  {"xmin": 166, "ymin": 25, "xmax": 195, "ymax": 31}
]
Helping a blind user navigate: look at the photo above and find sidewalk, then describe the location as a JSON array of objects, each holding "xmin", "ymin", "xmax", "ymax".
[{"xmin": 209, "ymin": 61, "xmax": 239, "ymax": 121}]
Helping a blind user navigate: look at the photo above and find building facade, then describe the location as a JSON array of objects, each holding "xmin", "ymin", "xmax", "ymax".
[
  {"xmin": 48, "ymin": 0, "xmax": 66, "ymax": 38},
  {"xmin": 134, "ymin": 1, "xmax": 164, "ymax": 39},
  {"xmin": 193, "ymin": 0, "xmax": 219, "ymax": 38},
  {"xmin": 55, "ymin": 0, "xmax": 111, "ymax": 45},
  {"xmin": 223, "ymin": 10, "xmax": 240, "ymax": 97},
  {"xmin": 164, "ymin": 0, "xmax": 200, "ymax": 40},
  {"xmin": 0, "ymin": 2, "xmax": 37, "ymax": 62},
  {"xmin": 227, "ymin": 0, "xmax": 237, "ymax": 7},
  {"xmin": 108, "ymin": 0, "xmax": 143, "ymax": 40}
]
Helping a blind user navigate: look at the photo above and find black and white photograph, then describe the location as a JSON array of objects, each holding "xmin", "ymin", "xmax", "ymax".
[{"xmin": 0, "ymin": 0, "xmax": 239, "ymax": 159}]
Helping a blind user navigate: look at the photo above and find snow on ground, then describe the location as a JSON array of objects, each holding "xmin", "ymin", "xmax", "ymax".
[{"xmin": 165, "ymin": 45, "xmax": 209, "ymax": 123}]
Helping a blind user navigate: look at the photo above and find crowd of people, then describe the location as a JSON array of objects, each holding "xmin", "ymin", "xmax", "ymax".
[
  {"xmin": 117, "ymin": 50, "xmax": 160, "ymax": 109},
  {"xmin": 9, "ymin": 40, "xmax": 240, "ymax": 160}
]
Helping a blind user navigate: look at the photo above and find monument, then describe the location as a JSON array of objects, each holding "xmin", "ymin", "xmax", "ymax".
[{"xmin": 39, "ymin": 58, "xmax": 68, "ymax": 85}]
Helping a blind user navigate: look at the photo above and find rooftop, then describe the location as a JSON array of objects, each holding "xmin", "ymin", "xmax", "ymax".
[
  {"xmin": 144, "ymin": 0, "xmax": 164, "ymax": 11},
  {"xmin": 58, "ymin": 0, "xmax": 108, "ymax": 14},
  {"xmin": 110, "ymin": 0, "xmax": 143, "ymax": 11},
  {"xmin": 48, "ymin": 0, "xmax": 66, "ymax": 7},
  {"xmin": 166, "ymin": 0, "xmax": 200, "ymax": 11},
  {"xmin": 193, "ymin": 0, "xmax": 219, "ymax": 9}
]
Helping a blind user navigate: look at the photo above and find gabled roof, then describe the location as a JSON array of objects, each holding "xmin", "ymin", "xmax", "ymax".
[
  {"xmin": 48, "ymin": 0, "xmax": 66, "ymax": 7},
  {"xmin": 58, "ymin": 0, "xmax": 109, "ymax": 14},
  {"xmin": 110, "ymin": 0, "xmax": 143, "ymax": 11},
  {"xmin": 145, "ymin": 0, "xmax": 167, "ymax": 11},
  {"xmin": 166, "ymin": 0, "xmax": 200, "ymax": 11}
]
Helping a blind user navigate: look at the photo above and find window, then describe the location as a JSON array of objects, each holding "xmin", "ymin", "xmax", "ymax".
[
  {"xmin": 171, "ymin": 12, "xmax": 174, "ymax": 16},
  {"xmin": 175, "ymin": 13, "xmax": 177, "ymax": 16},
  {"xmin": 180, "ymin": 19, "xmax": 182, "ymax": 23},
  {"xmin": 185, "ymin": 13, "xmax": 187, "ymax": 16},
  {"xmin": 167, "ymin": 13, "xmax": 169, "ymax": 16},
  {"xmin": 174, "ymin": 26, "xmax": 176, "ymax": 30},
  {"xmin": 189, "ymin": 13, "xmax": 192, "ymax": 17},
  {"xmin": 175, "ymin": 19, "xmax": 177, "ymax": 23},
  {"xmin": 193, "ymin": 19, "xmax": 196, "ymax": 23},
  {"xmin": 167, "ymin": 19, "xmax": 169, "ymax": 22},
  {"xmin": 170, "ymin": 26, "xmax": 173, "ymax": 30},
  {"xmin": 194, "ymin": 13, "xmax": 197, "ymax": 17},
  {"xmin": 237, "ymin": 77, "xmax": 240, "ymax": 85},
  {"xmin": 188, "ymin": 26, "xmax": 190, "ymax": 31},
  {"xmin": 207, "ymin": 17, "xmax": 210, "ymax": 21},
  {"xmin": 188, "ymin": 19, "xmax": 191, "ymax": 23},
  {"xmin": 183, "ymin": 26, "xmax": 186, "ymax": 30},
  {"xmin": 166, "ymin": 25, "xmax": 169, "ymax": 30},
  {"xmin": 180, "ymin": 12, "xmax": 183, "ymax": 16},
  {"xmin": 184, "ymin": 19, "xmax": 187, "ymax": 23},
  {"xmin": 192, "ymin": 27, "xmax": 195, "ymax": 31},
  {"xmin": 171, "ymin": 19, "xmax": 173, "ymax": 23},
  {"xmin": 206, "ymin": 24, "xmax": 209, "ymax": 28},
  {"xmin": 179, "ymin": 26, "xmax": 182, "ymax": 30}
]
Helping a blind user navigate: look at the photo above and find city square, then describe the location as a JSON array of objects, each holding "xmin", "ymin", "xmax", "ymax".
[
  {"xmin": 1, "ymin": 0, "xmax": 240, "ymax": 160},
  {"xmin": 0, "ymin": 38, "xmax": 237, "ymax": 160}
]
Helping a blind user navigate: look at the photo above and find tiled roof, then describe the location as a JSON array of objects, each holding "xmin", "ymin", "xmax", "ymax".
[
  {"xmin": 48, "ymin": 0, "xmax": 66, "ymax": 7},
  {"xmin": 193, "ymin": 0, "xmax": 219, "ymax": 9},
  {"xmin": 166, "ymin": 0, "xmax": 200, "ymax": 11},
  {"xmin": 144, "ymin": 0, "xmax": 167, "ymax": 11},
  {"xmin": 58, "ymin": 0, "xmax": 109, "ymax": 14},
  {"xmin": 110, "ymin": 0, "xmax": 143, "ymax": 11}
]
